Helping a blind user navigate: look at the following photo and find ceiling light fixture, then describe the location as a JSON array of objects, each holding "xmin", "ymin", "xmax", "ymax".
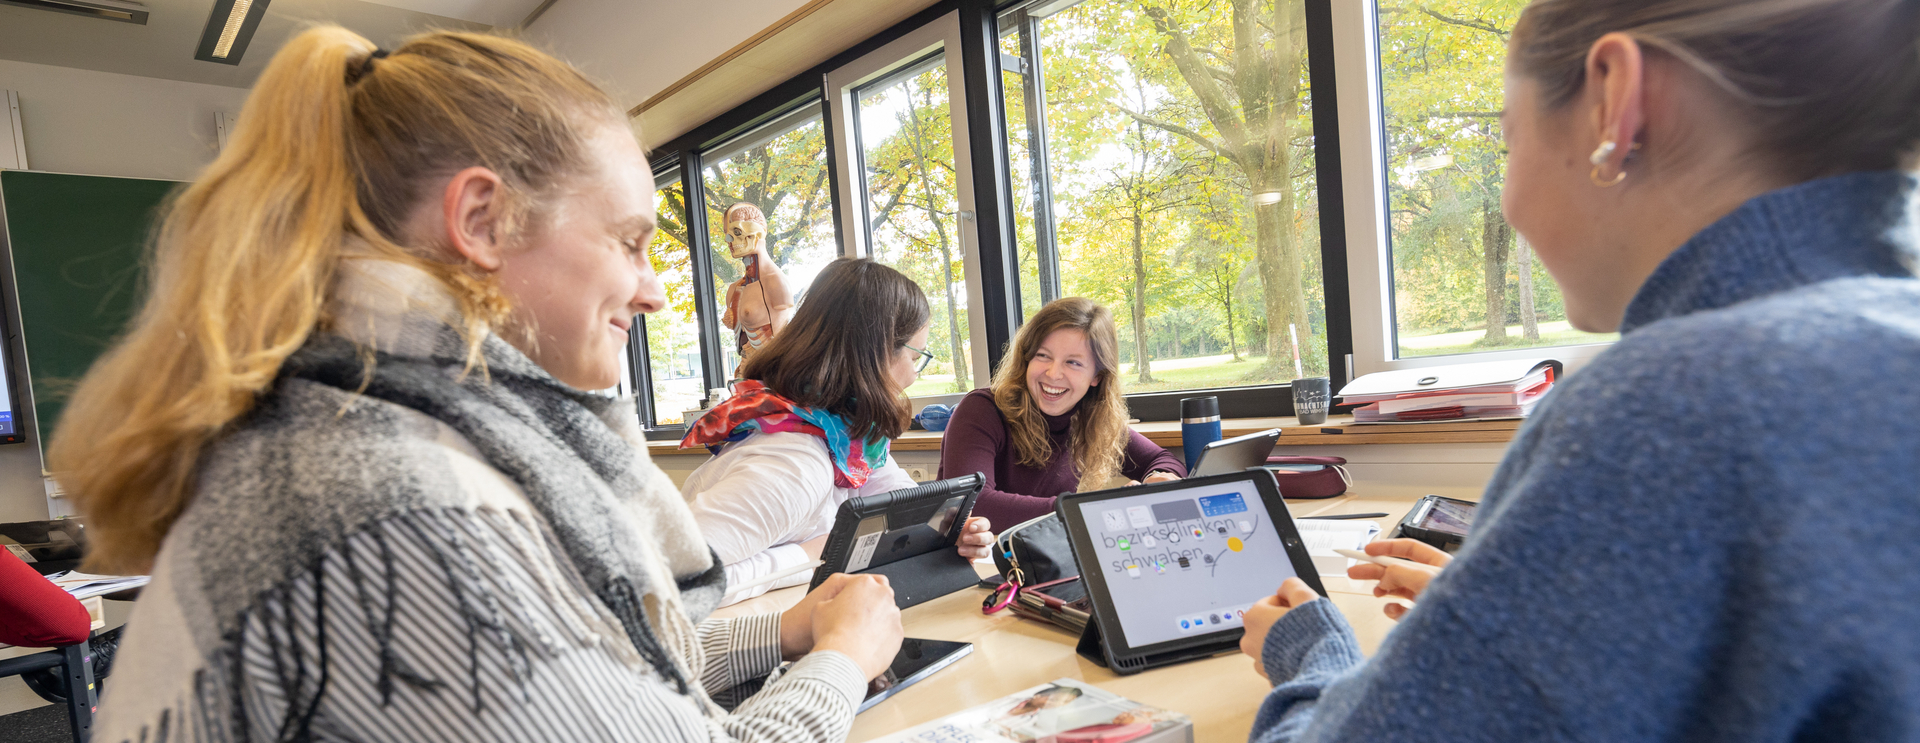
[
  {"xmin": 0, "ymin": 0, "xmax": 147, "ymax": 25},
  {"xmin": 194, "ymin": 0, "xmax": 271, "ymax": 66}
]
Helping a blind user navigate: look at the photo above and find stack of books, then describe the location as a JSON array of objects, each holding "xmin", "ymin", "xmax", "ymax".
[
  {"xmin": 1340, "ymin": 358, "xmax": 1560, "ymax": 423},
  {"xmin": 46, "ymin": 571, "xmax": 150, "ymax": 599}
]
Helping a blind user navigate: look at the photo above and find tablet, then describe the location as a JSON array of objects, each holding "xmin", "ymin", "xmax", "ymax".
[
  {"xmin": 860, "ymin": 638, "xmax": 973, "ymax": 713},
  {"xmin": 1187, "ymin": 428, "xmax": 1281, "ymax": 478},
  {"xmin": 1057, "ymin": 470, "xmax": 1325, "ymax": 674},
  {"xmin": 810, "ymin": 473, "xmax": 984, "ymax": 609}
]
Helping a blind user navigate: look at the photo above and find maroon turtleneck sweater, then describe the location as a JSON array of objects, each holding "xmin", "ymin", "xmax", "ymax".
[{"xmin": 938, "ymin": 389, "xmax": 1186, "ymax": 528}]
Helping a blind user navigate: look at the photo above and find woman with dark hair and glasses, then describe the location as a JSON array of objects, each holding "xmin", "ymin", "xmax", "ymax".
[{"xmin": 683, "ymin": 258, "xmax": 994, "ymax": 604}]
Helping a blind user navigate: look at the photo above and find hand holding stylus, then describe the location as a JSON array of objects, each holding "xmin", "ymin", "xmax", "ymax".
[{"xmin": 1341, "ymin": 538, "xmax": 1451, "ymax": 620}]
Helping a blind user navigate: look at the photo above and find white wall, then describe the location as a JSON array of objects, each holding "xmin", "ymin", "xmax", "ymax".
[
  {"xmin": 0, "ymin": 60, "xmax": 248, "ymax": 525},
  {"xmin": 0, "ymin": 58, "xmax": 250, "ymax": 181}
]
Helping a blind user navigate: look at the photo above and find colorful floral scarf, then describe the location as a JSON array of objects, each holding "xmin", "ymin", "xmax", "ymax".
[{"xmin": 680, "ymin": 380, "xmax": 889, "ymax": 488}]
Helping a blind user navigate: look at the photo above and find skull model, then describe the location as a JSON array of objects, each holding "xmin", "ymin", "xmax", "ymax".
[
  {"xmin": 720, "ymin": 202, "xmax": 795, "ymax": 378},
  {"xmin": 725, "ymin": 203, "xmax": 768, "ymax": 258}
]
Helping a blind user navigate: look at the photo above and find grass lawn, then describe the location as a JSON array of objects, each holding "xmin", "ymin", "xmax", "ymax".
[{"xmin": 1398, "ymin": 321, "xmax": 1614, "ymax": 359}]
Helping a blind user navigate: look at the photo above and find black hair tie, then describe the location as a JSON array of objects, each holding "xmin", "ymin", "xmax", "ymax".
[{"xmin": 349, "ymin": 48, "xmax": 389, "ymax": 85}]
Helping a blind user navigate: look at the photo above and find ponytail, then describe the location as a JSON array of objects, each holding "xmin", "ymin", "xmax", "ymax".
[{"xmin": 49, "ymin": 26, "xmax": 618, "ymax": 573}]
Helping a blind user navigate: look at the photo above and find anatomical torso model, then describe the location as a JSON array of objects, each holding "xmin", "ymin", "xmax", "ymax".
[{"xmin": 720, "ymin": 203, "xmax": 795, "ymax": 378}]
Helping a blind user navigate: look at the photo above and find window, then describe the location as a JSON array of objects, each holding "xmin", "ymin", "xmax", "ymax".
[
  {"xmin": 998, "ymin": 0, "xmax": 1329, "ymax": 396},
  {"xmin": 637, "ymin": 0, "xmax": 1625, "ymax": 427},
  {"xmin": 1375, "ymin": 0, "xmax": 1613, "ymax": 361},
  {"xmin": 699, "ymin": 103, "xmax": 840, "ymax": 381},
  {"xmin": 829, "ymin": 12, "xmax": 991, "ymax": 401},
  {"xmin": 854, "ymin": 57, "xmax": 976, "ymax": 397},
  {"xmin": 642, "ymin": 164, "xmax": 704, "ymax": 425}
]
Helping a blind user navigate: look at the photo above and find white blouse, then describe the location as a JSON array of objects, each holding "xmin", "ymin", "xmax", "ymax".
[{"xmin": 684, "ymin": 431, "xmax": 917, "ymax": 603}]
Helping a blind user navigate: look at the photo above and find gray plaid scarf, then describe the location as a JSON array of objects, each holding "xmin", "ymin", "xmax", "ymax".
[{"xmin": 126, "ymin": 259, "xmax": 722, "ymax": 741}]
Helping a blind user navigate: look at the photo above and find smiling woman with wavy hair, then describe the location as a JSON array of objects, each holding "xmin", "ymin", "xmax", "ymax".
[{"xmin": 938, "ymin": 297, "xmax": 1185, "ymax": 528}]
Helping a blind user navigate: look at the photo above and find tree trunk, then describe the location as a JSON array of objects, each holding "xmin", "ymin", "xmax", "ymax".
[
  {"xmin": 1253, "ymin": 174, "xmax": 1311, "ymax": 375},
  {"xmin": 1225, "ymin": 279, "xmax": 1241, "ymax": 361},
  {"xmin": 1131, "ymin": 207, "xmax": 1154, "ymax": 383},
  {"xmin": 902, "ymin": 80, "xmax": 970, "ymax": 393},
  {"xmin": 1515, "ymin": 234, "xmax": 1539, "ymax": 340},
  {"xmin": 1481, "ymin": 197, "xmax": 1510, "ymax": 343},
  {"xmin": 937, "ymin": 243, "xmax": 970, "ymax": 391}
]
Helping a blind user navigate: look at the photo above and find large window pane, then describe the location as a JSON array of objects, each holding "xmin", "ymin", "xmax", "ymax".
[
  {"xmin": 1000, "ymin": 0, "xmax": 1327, "ymax": 394},
  {"xmin": 646, "ymin": 165, "xmax": 703, "ymax": 426},
  {"xmin": 1378, "ymin": 0, "xmax": 1614, "ymax": 358},
  {"xmin": 853, "ymin": 56, "xmax": 975, "ymax": 398},
  {"xmin": 701, "ymin": 103, "xmax": 840, "ymax": 380}
]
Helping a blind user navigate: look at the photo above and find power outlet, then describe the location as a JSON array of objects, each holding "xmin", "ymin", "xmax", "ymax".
[{"xmin": 905, "ymin": 465, "xmax": 932, "ymax": 482}]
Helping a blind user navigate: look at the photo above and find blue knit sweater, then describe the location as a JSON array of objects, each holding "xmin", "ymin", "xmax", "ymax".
[{"xmin": 1253, "ymin": 171, "xmax": 1920, "ymax": 742}]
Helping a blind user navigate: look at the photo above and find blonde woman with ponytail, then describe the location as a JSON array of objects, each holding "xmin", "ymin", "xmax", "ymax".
[
  {"xmin": 938, "ymin": 297, "xmax": 1184, "ymax": 528},
  {"xmin": 66, "ymin": 27, "xmax": 901, "ymax": 743}
]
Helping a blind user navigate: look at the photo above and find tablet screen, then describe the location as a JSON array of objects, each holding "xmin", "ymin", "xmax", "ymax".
[{"xmin": 1073, "ymin": 477, "xmax": 1301, "ymax": 647}]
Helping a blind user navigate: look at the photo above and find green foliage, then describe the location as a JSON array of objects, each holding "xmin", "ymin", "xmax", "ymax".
[{"xmin": 1380, "ymin": 0, "xmax": 1615, "ymax": 352}]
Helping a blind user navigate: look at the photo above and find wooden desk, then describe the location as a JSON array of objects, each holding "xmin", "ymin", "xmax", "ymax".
[
  {"xmin": 650, "ymin": 415, "xmax": 1522, "ymax": 457},
  {"xmin": 713, "ymin": 490, "xmax": 1461, "ymax": 742}
]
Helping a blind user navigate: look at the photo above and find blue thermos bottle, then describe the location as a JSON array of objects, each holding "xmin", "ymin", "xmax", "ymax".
[{"xmin": 1180, "ymin": 396, "xmax": 1222, "ymax": 471}]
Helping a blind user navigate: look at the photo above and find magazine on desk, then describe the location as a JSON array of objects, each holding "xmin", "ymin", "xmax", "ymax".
[{"xmin": 864, "ymin": 677, "xmax": 1191, "ymax": 743}]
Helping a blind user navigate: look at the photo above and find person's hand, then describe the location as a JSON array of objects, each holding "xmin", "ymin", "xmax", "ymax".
[
  {"xmin": 955, "ymin": 517, "xmax": 994, "ymax": 561},
  {"xmin": 1240, "ymin": 578, "xmax": 1321, "ymax": 679},
  {"xmin": 779, "ymin": 572, "xmax": 859, "ymax": 660},
  {"xmin": 1345, "ymin": 538, "xmax": 1451, "ymax": 620},
  {"xmin": 1143, "ymin": 471, "xmax": 1181, "ymax": 484},
  {"xmin": 808, "ymin": 574, "xmax": 904, "ymax": 679}
]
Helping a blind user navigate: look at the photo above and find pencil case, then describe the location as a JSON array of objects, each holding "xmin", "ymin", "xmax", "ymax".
[{"xmin": 1264, "ymin": 455, "xmax": 1350, "ymax": 499}]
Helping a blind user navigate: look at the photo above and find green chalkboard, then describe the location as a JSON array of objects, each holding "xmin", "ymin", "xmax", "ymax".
[{"xmin": 0, "ymin": 170, "xmax": 183, "ymax": 447}]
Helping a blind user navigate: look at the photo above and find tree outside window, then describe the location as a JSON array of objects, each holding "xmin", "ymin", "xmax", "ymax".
[
  {"xmin": 647, "ymin": 168, "xmax": 703, "ymax": 425},
  {"xmin": 1002, "ymin": 0, "xmax": 1327, "ymax": 395},
  {"xmin": 1380, "ymin": 0, "xmax": 1615, "ymax": 357},
  {"xmin": 854, "ymin": 58, "xmax": 977, "ymax": 398}
]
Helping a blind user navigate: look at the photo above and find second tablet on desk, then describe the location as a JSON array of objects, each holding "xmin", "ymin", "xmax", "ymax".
[
  {"xmin": 810, "ymin": 473, "xmax": 985, "ymax": 609},
  {"xmin": 1057, "ymin": 471, "xmax": 1325, "ymax": 674}
]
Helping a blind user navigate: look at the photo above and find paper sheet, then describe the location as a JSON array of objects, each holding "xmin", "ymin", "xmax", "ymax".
[{"xmin": 1295, "ymin": 520, "xmax": 1382, "ymax": 575}]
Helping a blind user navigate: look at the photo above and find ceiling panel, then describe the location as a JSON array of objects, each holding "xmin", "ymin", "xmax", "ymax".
[
  {"xmin": 0, "ymin": 0, "xmax": 492, "ymax": 89},
  {"xmin": 355, "ymin": 0, "xmax": 540, "ymax": 28}
]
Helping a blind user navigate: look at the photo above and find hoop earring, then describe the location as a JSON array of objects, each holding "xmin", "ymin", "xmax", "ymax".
[{"xmin": 1589, "ymin": 140, "xmax": 1626, "ymax": 188}]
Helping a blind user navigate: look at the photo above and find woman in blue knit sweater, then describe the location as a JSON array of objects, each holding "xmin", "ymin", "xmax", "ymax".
[{"xmin": 1242, "ymin": 0, "xmax": 1920, "ymax": 740}]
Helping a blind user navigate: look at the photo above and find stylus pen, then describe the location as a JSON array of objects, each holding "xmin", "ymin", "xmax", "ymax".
[
  {"xmin": 1333, "ymin": 548, "xmax": 1430, "ymax": 570},
  {"xmin": 1301, "ymin": 512, "xmax": 1389, "ymax": 520},
  {"xmin": 725, "ymin": 560, "xmax": 825, "ymax": 596}
]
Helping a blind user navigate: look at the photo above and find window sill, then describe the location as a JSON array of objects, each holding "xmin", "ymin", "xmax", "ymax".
[{"xmin": 643, "ymin": 415, "xmax": 1521, "ymax": 457}]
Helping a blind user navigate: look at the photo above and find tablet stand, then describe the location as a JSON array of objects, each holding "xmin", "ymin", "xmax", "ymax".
[
  {"xmin": 865, "ymin": 549, "xmax": 981, "ymax": 609},
  {"xmin": 1076, "ymin": 610, "xmax": 1238, "ymax": 675}
]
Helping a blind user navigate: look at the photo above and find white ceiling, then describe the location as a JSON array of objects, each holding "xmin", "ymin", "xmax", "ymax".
[
  {"xmin": 523, "ymin": 0, "xmax": 813, "ymax": 116},
  {"xmin": 356, "ymin": 0, "xmax": 542, "ymax": 29},
  {"xmin": 0, "ymin": 0, "xmax": 494, "ymax": 90}
]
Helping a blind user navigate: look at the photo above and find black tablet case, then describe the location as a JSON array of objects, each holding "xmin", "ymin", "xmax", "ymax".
[{"xmin": 809, "ymin": 473, "xmax": 984, "ymax": 609}]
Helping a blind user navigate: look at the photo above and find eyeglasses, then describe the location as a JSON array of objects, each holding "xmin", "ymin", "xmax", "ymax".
[{"xmin": 901, "ymin": 343, "xmax": 935, "ymax": 374}]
